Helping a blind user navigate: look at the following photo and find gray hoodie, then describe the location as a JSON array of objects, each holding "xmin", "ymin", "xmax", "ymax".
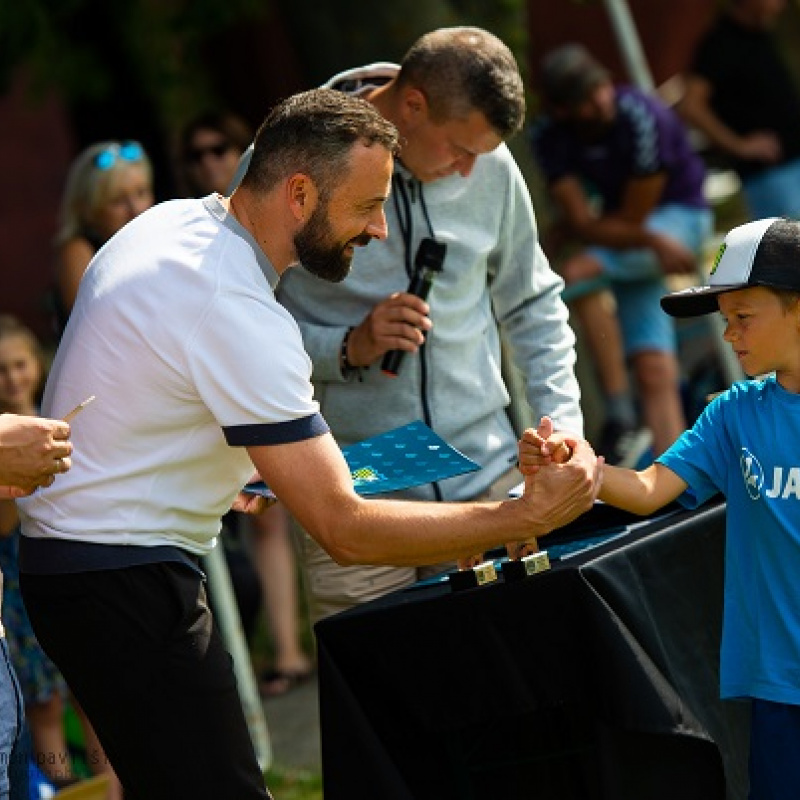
[{"xmin": 241, "ymin": 64, "xmax": 583, "ymax": 501}]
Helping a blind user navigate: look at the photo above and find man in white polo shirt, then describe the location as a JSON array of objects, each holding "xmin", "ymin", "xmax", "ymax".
[{"xmin": 17, "ymin": 88, "xmax": 600, "ymax": 800}]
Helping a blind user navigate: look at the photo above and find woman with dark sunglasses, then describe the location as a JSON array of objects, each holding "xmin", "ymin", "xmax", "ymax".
[
  {"xmin": 178, "ymin": 110, "xmax": 252, "ymax": 197},
  {"xmin": 52, "ymin": 141, "xmax": 155, "ymax": 336}
]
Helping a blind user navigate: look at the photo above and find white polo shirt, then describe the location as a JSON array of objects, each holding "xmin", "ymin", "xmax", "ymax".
[{"xmin": 18, "ymin": 195, "xmax": 327, "ymax": 559}]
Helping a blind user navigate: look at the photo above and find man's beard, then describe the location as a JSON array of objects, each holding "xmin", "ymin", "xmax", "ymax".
[{"xmin": 294, "ymin": 203, "xmax": 371, "ymax": 283}]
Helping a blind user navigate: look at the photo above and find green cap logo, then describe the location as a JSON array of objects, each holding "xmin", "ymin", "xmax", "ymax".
[{"xmin": 710, "ymin": 242, "xmax": 726, "ymax": 276}]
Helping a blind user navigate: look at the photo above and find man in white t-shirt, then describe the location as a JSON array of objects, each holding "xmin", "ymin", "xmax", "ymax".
[{"xmin": 17, "ymin": 88, "xmax": 600, "ymax": 799}]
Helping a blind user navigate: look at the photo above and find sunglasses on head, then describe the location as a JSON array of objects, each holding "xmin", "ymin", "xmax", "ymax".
[
  {"xmin": 186, "ymin": 142, "xmax": 232, "ymax": 163},
  {"xmin": 93, "ymin": 141, "xmax": 145, "ymax": 171}
]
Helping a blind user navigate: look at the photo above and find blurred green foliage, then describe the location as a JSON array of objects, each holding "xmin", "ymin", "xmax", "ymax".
[
  {"xmin": 272, "ymin": 0, "xmax": 527, "ymax": 83},
  {"xmin": 0, "ymin": 0, "xmax": 269, "ymax": 123},
  {"xmin": 1, "ymin": 0, "xmax": 528, "ymax": 128}
]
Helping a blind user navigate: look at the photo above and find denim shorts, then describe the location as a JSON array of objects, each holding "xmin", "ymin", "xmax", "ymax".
[
  {"xmin": 0, "ymin": 637, "xmax": 26, "ymax": 800},
  {"xmin": 586, "ymin": 204, "xmax": 713, "ymax": 356},
  {"xmin": 742, "ymin": 157, "xmax": 800, "ymax": 220}
]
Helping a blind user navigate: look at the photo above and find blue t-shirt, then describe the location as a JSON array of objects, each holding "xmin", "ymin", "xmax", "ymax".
[
  {"xmin": 531, "ymin": 85, "xmax": 707, "ymax": 212},
  {"xmin": 658, "ymin": 376, "xmax": 800, "ymax": 705}
]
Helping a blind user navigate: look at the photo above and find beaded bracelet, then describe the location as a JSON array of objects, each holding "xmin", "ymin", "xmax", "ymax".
[{"xmin": 340, "ymin": 327, "xmax": 356, "ymax": 376}]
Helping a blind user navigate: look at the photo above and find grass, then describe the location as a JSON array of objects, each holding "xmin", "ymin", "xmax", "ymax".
[
  {"xmin": 264, "ymin": 765, "xmax": 323, "ymax": 800},
  {"xmin": 252, "ymin": 547, "xmax": 322, "ymax": 799}
]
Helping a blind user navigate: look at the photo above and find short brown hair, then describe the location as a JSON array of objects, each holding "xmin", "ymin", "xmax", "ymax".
[
  {"xmin": 773, "ymin": 287, "xmax": 800, "ymax": 311},
  {"xmin": 539, "ymin": 43, "xmax": 610, "ymax": 111},
  {"xmin": 242, "ymin": 88, "xmax": 399, "ymax": 200},
  {"xmin": 396, "ymin": 27, "xmax": 525, "ymax": 139}
]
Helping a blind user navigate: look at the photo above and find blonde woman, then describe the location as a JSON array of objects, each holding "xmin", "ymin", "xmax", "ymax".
[{"xmin": 53, "ymin": 141, "xmax": 154, "ymax": 334}]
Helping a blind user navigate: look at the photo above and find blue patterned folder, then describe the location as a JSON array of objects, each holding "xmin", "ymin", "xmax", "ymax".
[{"xmin": 243, "ymin": 420, "xmax": 480, "ymax": 499}]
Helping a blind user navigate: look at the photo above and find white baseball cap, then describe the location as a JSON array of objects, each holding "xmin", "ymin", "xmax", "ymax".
[{"xmin": 661, "ymin": 217, "xmax": 800, "ymax": 318}]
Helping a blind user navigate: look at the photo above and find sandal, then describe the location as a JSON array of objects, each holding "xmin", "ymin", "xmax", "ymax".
[{"xmin": 259, "ymin": 667, "xmax": 314, "ymax": 698}]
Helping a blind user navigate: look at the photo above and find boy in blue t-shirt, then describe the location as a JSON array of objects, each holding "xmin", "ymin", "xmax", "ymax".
[{"xmin": 523, "ymin": 216, "xmax": 800, "ymax": 800}]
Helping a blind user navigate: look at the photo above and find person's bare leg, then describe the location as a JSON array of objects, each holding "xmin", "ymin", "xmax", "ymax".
[
  {"xmin": 75, "ymin": 700, "xmax": 123, "ymax": 800},
  {"xmin": 26, "ymin": 694, "xmax": 73, "ymax": 784},
  {"xmin": 570, "ymin": 290, "xmax": 630, "ymax": 398},
  {"xmin": 632, "ymin": 350, "xmax": 686, "ymax": 456},
  {"xmin": 562, "ymin": 252, "xmax": 631, "ymax": 401},
  {"xmin": 248, "ymin": 504, "xmax": 311, "ymax": 685},
  {"xmin": 561, "ymin": 250, "xmax": 643, "ymax": 466}
]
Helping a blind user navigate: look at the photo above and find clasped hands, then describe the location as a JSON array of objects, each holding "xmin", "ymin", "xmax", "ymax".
[{"xmin": 458, "ymin": 416, "xmax": 602, "ymax": 570}]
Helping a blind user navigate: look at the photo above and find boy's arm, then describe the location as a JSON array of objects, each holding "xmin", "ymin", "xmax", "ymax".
[
  {"xmin": 520, "ymin": 419, "xmax": 686, "ymax": 516},
  {"xmin": 600, "ymin": 463, "xmax": 688, "ymax": 515}
]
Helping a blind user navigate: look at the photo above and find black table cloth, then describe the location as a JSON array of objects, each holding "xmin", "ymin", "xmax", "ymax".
[{"xmin": 315, "ymin": 499, "xmax": 749, "ymax": 800}]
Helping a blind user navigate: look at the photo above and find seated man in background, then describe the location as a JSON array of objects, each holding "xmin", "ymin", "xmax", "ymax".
[
  {"xmin": 530, "ymin": 43, "xmax": 713, "ymax": 465},
  {"xmin": 678, "ymin": 0, "xmax": 800, "ymax": 221}
]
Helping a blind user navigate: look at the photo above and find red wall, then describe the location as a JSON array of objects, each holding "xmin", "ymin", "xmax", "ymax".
[
  {"xmin": 0, "ymin": 71, "xmax": 74, "ymax": 346},
  {"xmin": 0, "ymin": 12, "xmax": 304, "ymax": 350},
  {"xmin": 527, "ymin": 0, "xmax": 718, "ymax": 96}
]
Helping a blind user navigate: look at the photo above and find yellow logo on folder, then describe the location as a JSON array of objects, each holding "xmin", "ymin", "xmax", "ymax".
[{"xmin": 351, "ymin": 466, "xmax": 382, "ymax": 485}]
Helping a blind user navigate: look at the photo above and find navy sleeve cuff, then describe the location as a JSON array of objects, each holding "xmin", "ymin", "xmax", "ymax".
[{"xmin": 223, "ymin": 412, "xmax": 329, "ymax": 446}]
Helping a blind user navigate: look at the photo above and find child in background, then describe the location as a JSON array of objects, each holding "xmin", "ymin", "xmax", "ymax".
[
  {"xmin": 0, "ymin": 316, "xmax": 122, "ymax": 799},
  {"xmin": 523, "ymin": 217, "xmax": 800, "ymax": 800}
]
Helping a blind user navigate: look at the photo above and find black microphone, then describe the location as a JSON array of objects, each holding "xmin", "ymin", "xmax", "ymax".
[{"xmin": 381, "ymin": 237, "xmax": 446, "ymax": 377}]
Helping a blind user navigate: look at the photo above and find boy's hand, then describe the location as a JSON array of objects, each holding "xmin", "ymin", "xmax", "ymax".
[{"xmin": 518, "ymin": 416, "xmax": 573, "ymax": 477}]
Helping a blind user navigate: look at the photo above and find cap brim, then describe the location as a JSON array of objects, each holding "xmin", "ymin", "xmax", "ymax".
[{"xmin": 660, "ymin": 284, "xmax": 745, "ymax": 318}]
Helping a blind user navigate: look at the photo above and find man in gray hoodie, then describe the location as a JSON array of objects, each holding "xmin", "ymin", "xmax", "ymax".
[{"xmin": 235, "ymin": 27, "xmax": 584, "ymax": 623}]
